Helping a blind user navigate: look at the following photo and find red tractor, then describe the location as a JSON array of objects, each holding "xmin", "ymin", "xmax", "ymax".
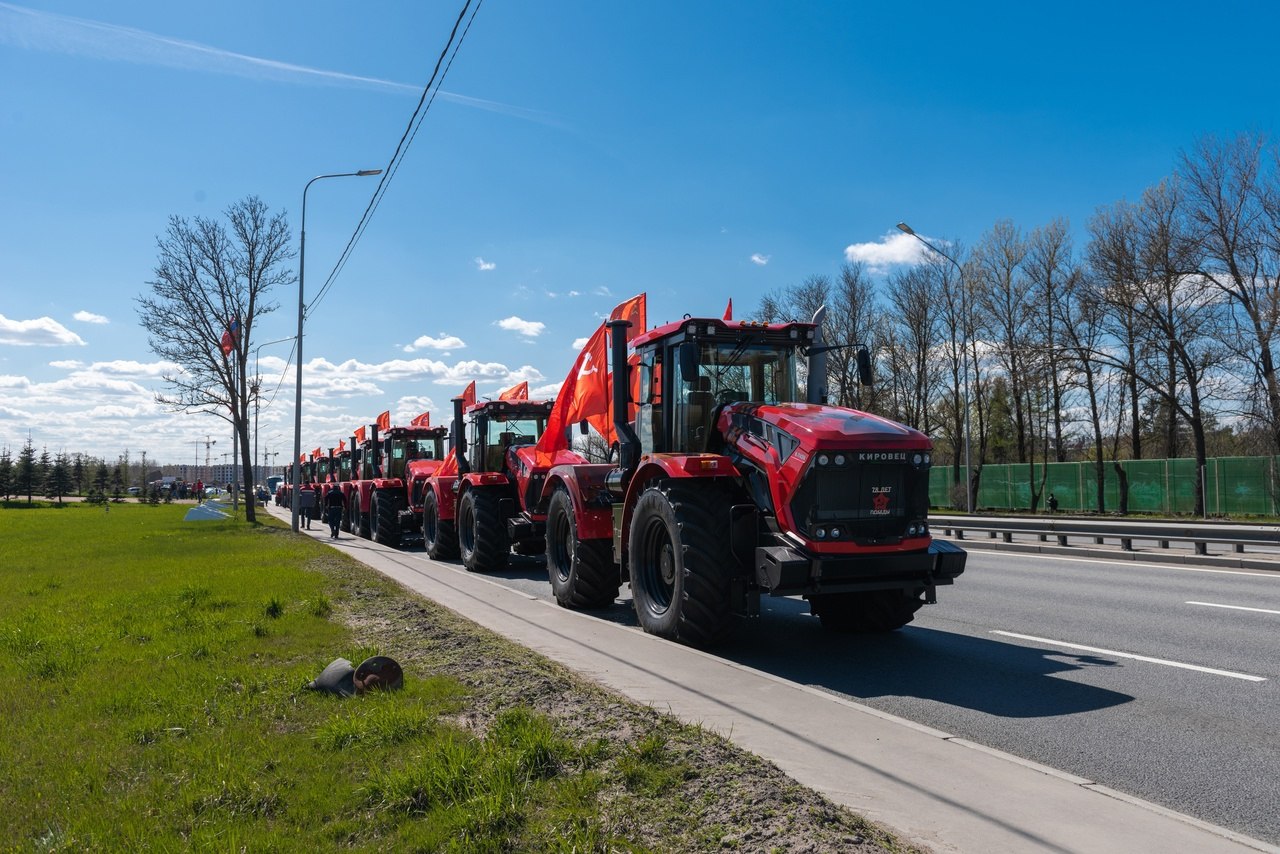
[
  {"xmin": 347, "ymin": 421, "xmax": 449, "ymax": 547},
  {"xmin": 526, "ymin": 315, "xmax": 966, "ymax": 646},
  {"xmin": 420, "ymin": 395, "xmax": 554, "ymax": 569}
]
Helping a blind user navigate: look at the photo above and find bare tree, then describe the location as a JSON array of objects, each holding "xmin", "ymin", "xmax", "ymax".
[
  {"xmin": 883, "ymin": 263, "xmax": 938, "ymax": 431},
  {"xmin": 1091, "ymin": 180, "xmax": 1232, "ymax": 515},
  {"xmin": 972, "ymin": 220, "xmax": 1033, "ymax": 464},
  {"xmin": 136, "ymin": 196, "xmax": 294, "ymax": 523},
  {"xmin": 1179, "ymin": 133, "xmax": 1280, "ymax": 451}
]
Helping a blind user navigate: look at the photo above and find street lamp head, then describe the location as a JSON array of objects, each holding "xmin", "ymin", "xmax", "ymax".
[
  {"xmin": 357, "ymin": 169, "xmax": 383, "ymax": 177},
  {"xmin": 896, "ymin": 222, "xmax": 915, "ymax": 236}
]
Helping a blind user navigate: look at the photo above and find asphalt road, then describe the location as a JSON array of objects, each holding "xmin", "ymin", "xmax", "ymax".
[{"xmin": 476, "ymin": 547, "xmax": 1280, "ymax": 845}]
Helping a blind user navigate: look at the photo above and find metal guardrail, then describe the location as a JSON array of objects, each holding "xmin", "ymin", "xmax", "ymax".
[{"xmin": 930, "ymin": 515, "xmax": 1280, "ymax": 557}]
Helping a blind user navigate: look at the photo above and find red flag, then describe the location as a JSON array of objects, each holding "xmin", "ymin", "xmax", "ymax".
[
  {"xmin": 461, "ymin": 381, "xmax": 476, "ymax": 408},
  {"xmin": 435, "ymin": 447, "xmax": 458, "ymax": 478},
  {"xmin": 376, "ymin": 410, "xmax": 391, "ymax": 431},
  {"xmin": 534, "ymin": 293, "xmax": 646, "ymax": 460},
  {"xmin": 410, "ymin": 411, "xmax": 431, "ymax": 427},
  {"xmin": 312, "ymin": 447, "xmax": 322, "ymax": 460},
  {"xmin": 337, "ymin": 440, "xmax": 345, "ymax": 452},
  {"xmin": 355, "ymin": 426, "xmax": 367, "ymax": 444},
  {"xmin": 498, "ymin": 380, "xmax": 529, "ymax": 401},
  {"xmin": 610, "ymin": 292, "xmax": 646, "ymax": 331},
  {"xmin": 723, "ymin": 298, "xmax": 733, "ymax": 321}
]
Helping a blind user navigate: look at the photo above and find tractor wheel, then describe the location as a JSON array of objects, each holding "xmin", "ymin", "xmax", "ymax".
[
  {"xmin": 458, "ymin": 489, "xmax": 510, "ymax": 572},
  {"xmin": 372, "ymin": 489, "xmax": 402, "ymax": 547},
  {"xmin": 546, "ymin": 488, "xmax": 618, "ymax": 609},
  {"xmin": 810, "ymin": 589, "xmax": 923, "ymax": 633},
  {"xmin": 423, "ymin": 490, "xmax": 459, "ymax": 561},
  {"xmin": 352, "ymin": 494, "xmax": 371, "ymax": 539},
  {"xmin": 340, "ymin": 493, "xmax": 353, "ymax": 532},
  {"xmin": 628, "ymin": 481, "xmax": 734, "ymax": 646}
]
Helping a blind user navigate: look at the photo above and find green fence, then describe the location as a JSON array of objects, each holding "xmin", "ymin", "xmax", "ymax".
[{"xmin": 928, "ymin": 456, "xmax": 1280, "ymax": 516}]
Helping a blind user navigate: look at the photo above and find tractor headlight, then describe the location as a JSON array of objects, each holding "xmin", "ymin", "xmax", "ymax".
[
  {"xmin": 817, "ymin": 453, "xmax": 830, "ymax": 466},
  {"xmin": 815, "ymin": 527, "xmax": 827, "ymax": 539},
  {"xmin": 834, "ymin": 454, "xmax": 846, "ymax": 466},
  {"xmin": 829, "ymin": 526, "xmax": 842, "ymax": 539}
]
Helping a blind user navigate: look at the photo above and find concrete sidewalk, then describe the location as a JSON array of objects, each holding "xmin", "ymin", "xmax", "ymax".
[{"xmin": 269, "ymin": 506, "xmax": 1276, "ymax": 853}]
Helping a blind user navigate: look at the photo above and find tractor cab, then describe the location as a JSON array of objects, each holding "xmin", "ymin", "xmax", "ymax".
[
  {"xmin": 462, "ymin": 400, "xmax": 554, "ymax": 476},
  {"xmin": 382, "ymin": 426, "xmax": 449, "ymax": 480},
  {"xmin": 631, "ymin": 318, "xmax": 813, "ymax": 456}
]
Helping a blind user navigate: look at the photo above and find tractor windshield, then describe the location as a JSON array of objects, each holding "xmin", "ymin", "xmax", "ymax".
[
  {"xmin": 670, "ymin": 338, "xmax": 800, "ymax": 452},
  {"xmin": 472, "ymin": 411, "xmax": 546, "ymax": 472}
]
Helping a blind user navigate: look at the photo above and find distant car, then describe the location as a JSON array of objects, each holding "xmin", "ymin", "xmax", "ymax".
[
  {"xmin": 127, "ymin": 486, "xmax": 141, "ymax": 495},
  {"xmin": 203, "ymin": 487, "xmax": 225, "ymax": 498}
]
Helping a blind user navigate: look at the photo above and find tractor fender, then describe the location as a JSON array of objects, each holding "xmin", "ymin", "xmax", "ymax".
[
  {"xmin": 543, "ymin": 464, "xmax": 614, "ymax": 540},
  {"xmin": 426, "ymin": 476, "xmax": 460, "ymax": 521},
  {"xmin": 618, "ymin": 456, "xmax": 743, "ymax": 569}
]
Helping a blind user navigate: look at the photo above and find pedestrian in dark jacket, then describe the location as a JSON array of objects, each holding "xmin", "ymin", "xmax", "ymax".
[
  {"xmin": 324, "ymin": 487, "xmax": 345, "ymax": 539},
  {"xmin": 299, "ymin": 486, "xmax": 316, "ymax": 529}
]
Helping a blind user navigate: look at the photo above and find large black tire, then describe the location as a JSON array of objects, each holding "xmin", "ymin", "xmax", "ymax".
[
  {"xmin": 810, "ymin": 589, "xmax": 924, "ymax": 633},
  {"xmin": 352, "ymin": 493, "xmax": 371, "ymax": 539},
  {"xmin": 458, "ymin": 488, "xmax": 510, "ymax": 572},
  {"xmin": 372, "ymin": 489, "xmax": 402, "ymax": 547},
  {"xmin": 627, "ymin": 481, "xmax": 734, "ymax": 646},
  {"xmin": 546, "ymin": 488, "xmax": 618, "ymax": 609},
  {"xmin": 423, "ymin": 490, "xmax": 459, "ymax": 561},
  {"xmin": 340, "ymin": 492, "xmax": 353, "ymax": 533}
]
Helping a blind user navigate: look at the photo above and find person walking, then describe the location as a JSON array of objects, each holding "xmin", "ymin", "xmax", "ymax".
[
  {"xmin": 299, "ymin": 485, "xmax": 316, "ymax": 529},
  {"xmin": 323, "ymin": 486, "xmax": 345, "ymax": 539},
  {"xmin": 1048, "ymin": 492, "xmax": 1059, "ymax": 513},
  {"xmin": 195, "ymin": 479, "xmax": 204, "ymax": 504}
]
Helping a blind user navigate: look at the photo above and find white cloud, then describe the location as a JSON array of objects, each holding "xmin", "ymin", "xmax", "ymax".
[
  {"xmin": 475, "ymin": 257, "xmax": 496, "ymax": 271},
  {"xmin": 571, "ymin": 337, "xmax": 590, "ymax": 350},
  {"xmin": 750, "ymin": 253, "xmax": 770, "ymax": 266},
  {"xmin": 593, "ymin": 286, "xmax": 613, "ymax": 297},
  {"xmin": 402, "ymin": 333, "xmax": 466, "ymax": 353},
  {"xmin": 73, "ymin": 310, "xmax": 109, "ymax": 324},
  {"xmin": 844, "ymin": 231, "xmax": 931, "ymax": 273},
  {"xmin": 49, "ymin": 360, "xmax": 84, "ymax": 370},
  {"xmin": 0, "ymin": 314, "xmax": 86, "ymax": 346},
  {"xmin": 496, "ymin": 316, "xmax": 545, "ymax": 337}
]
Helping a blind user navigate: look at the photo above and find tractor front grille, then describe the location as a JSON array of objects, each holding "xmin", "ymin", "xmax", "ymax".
[{"xmin": 788, "ymin": 457, "xmax": 929, "ymax": 545}]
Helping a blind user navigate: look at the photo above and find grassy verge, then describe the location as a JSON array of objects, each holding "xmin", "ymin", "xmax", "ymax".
[{"xmin": 1, "ymin": 503, "xmax": 912, "ymax": 853}]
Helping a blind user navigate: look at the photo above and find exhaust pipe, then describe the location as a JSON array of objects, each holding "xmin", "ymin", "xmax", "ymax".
[
  {"xmin": 807, "ymin": 305, "xmax": 829, "ymax": 405},
  {"xmin": 452, "ymin": 396, "xmax": 470, "ymax": 475},
  {"xmin": 607, "ymin": 318, "xmax": 640, "ymax": 479}
]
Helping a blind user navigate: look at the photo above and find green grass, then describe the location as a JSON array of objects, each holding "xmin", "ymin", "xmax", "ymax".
[{"xmin": 0, "ymin": 504, "xmax": 646, "ymax": 852}]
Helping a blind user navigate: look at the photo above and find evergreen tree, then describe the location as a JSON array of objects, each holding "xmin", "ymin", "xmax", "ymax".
[
  {"xmin": 16, "ymin": 439, "xmax": 38, "ymax": 503},
  {"xmin": 91, "ymin": 460, "xmax": 110, "ymax": 503},
  {"xmin": 0, "ymin": 447, "xmax": 11, "ymax": 500},
  {"xmin": 72, "ymin": 453, "xmax": 85, "ymax": 496},
  {"xmin": 50, "ymin": 452, "xmax": 73, "ymax": 503},
  {"xmin": 110, "ymin": 464, "xmax": 124, "ymax": 499},
  {"xmin": 38, "ymin": 447, "xmax": 53, "ymax": 498}
]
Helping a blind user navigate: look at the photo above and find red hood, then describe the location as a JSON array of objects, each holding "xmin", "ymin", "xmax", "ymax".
[{"xmin": 728, "ymin": 402, "xmax": 932, "ymax": 450}]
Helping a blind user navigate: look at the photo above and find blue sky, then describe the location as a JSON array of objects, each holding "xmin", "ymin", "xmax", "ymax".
[{"xmin": 2, "ymin": 1, "xmax": 1278, "ymax": 473}]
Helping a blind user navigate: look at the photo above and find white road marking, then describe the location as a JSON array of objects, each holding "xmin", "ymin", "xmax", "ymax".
[
  {"xmin": 991, "ymin": 630, "xmax": 1267, "ymax": 682},
  {"xmin": 1186, "ymin": 601, "xmax": 1280, "ymax": 616}
]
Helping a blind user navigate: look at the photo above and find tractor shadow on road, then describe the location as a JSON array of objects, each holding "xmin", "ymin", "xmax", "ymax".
[{"xmin": 719, "ymin": 598, "xmax": 1133, "ymax": 718}]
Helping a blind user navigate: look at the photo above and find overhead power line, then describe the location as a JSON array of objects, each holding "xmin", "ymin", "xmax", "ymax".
[{"xmin": 307, "ymin": 0, "xmax": 484, "ymax": 315}]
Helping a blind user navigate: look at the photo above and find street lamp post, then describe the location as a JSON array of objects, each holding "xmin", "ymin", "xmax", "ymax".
[
  {"xmin": 292, "ymin": 169, "xmax": 382, "ymax": 532},
  {"xmin": 252, "ymin": 335, "xmax": 295, "ymax": 495},
  {"xmin": 897, "ymin": 221, "xmax": 974, "ymax": 514}
]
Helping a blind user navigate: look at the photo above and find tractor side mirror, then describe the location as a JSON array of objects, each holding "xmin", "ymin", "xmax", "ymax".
[
  {"xmin": 678, "ymin": 341, "xmax": 700, "ymax": 382},
  {"xmin": 579, "ymin": 419, "xmax": 590, "ymax": 436},
  {"xmin": 856, "ymin": 347, "xmax": 873, "ymax": 386}
]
